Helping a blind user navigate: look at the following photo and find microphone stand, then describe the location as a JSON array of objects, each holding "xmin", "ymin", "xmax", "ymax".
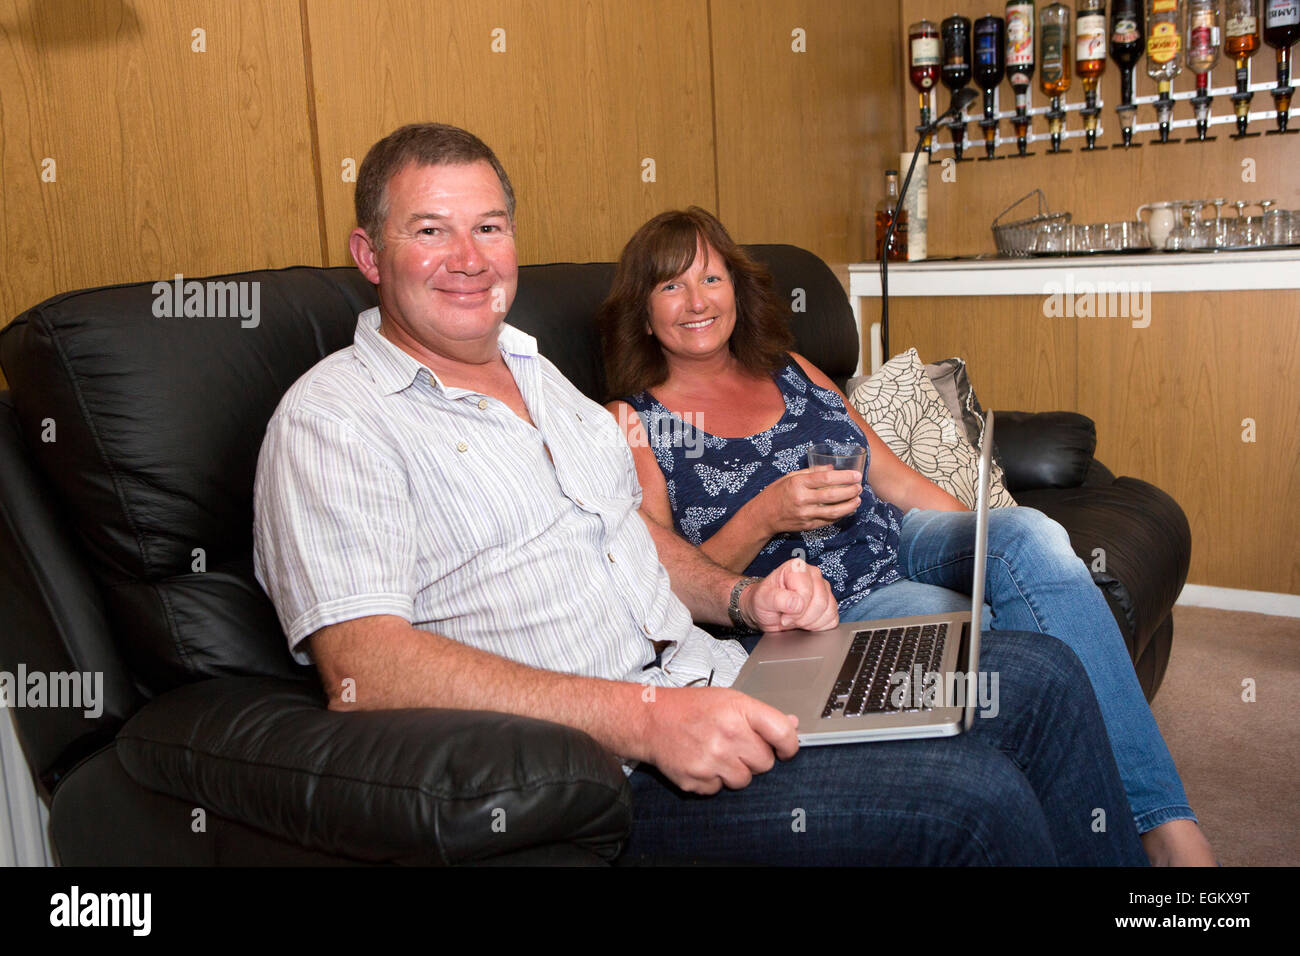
[{"xmin": 879, "ymin": 87, "xmax": 978, "ymax": 362}]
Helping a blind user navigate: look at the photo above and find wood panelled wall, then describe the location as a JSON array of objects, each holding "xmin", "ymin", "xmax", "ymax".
[{"xmin": 1, "ymin": 0, "xmax": 900, "ymax": 319}]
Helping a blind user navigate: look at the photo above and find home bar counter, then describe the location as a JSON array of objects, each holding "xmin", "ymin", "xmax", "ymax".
[{"xmin": 847, "ymin": 251, "xmax": 1300, "ymax": 599}]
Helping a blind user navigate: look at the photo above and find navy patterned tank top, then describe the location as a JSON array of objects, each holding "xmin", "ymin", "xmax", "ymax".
[{"xmin": 624, "ymin": 356, "xmax": 903, "ymax": 614}]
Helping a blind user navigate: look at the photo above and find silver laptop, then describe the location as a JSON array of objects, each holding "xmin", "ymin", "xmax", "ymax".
[{"xmin": 732, "ymin": 411, "xmax": 995, "ymax": 744}]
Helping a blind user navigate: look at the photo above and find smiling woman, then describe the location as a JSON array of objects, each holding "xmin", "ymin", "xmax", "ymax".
[{"xmin": 599, "ymin": 206, "xmax": 1216, "ymax": 864}]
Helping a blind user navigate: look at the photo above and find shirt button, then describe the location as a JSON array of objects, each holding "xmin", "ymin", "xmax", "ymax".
[
  {"xmin": 607, "ymin": 552, "xmax": 616, "ymax": 563},
  {"xmin": 456, "ymin": 441, "xmax": 468, "ymax": 452},
  {"xmin": 477, "ymin": 398, "xmax": 488, "ymax": 410},
  {"xmin": 642, "ymin": 624, "xmax": 651, "ymax": 635},
  {"xmin": 576, "ymin": 497, "xmax": 585, "ymax": 506}
]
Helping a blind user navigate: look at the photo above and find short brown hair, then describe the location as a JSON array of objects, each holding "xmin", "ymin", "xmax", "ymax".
[
  {"xmin": 354, "ymin": 123, "xmax": 516, "ymax": 249},
  {"xmin": 600, "ymin": 207, "xmax": 794, "ymax": 400}
]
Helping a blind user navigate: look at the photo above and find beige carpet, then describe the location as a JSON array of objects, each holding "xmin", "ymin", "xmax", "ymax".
[{"xmin": 1149, "ymin": 605, "xmax": 1300, "ymax": 866}]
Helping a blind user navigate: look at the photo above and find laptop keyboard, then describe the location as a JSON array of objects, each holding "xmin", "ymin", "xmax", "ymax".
[{"xmin": 820, "ymin": 623, "xmax": 948, "ymax": 719}]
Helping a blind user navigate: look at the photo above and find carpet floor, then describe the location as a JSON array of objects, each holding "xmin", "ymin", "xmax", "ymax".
[{"xmin": 1149, "ymin": 605, "xmax": 1299, "ymax": 867}]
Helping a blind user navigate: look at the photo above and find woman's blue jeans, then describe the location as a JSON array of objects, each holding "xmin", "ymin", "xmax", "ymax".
[
  {"xmin": 843, "ymin": 505, "xmax": 1193, "ymax": 834},
  {"xmin": 624, "ymin": 630, "xmax": 1146, "ymax": 865}
]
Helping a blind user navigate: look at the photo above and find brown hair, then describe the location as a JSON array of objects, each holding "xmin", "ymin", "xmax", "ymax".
[
  {"xmin": 354, "ymin": 123, "xmax": 516, "ymax": 249},
  {"xmin": 599, "ymin": 206, "xmax": 794, "ymax": 400}
]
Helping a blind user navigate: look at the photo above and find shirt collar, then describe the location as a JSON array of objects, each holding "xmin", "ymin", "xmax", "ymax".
[{"xmin": 353, "ymin": 307, "xmax": 539, "ymax": 396}]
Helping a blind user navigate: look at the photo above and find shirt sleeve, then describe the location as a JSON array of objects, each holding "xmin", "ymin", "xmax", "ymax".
[{"xmin": 253, "ymin": 407, "xmax": 417, "ymax": 664}]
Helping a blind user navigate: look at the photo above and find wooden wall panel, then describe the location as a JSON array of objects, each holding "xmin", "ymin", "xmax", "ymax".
[
  {"xmin": 885, "ymin": 295, "xmax": 1078, "ymax": 412},
  {"xmin": 898, "ymin": 0, "xmax": 1300, "ymax": 258},
  {"xmin": 0, "ymin": 0, "xmax": 321, "ymax": 321},
  {"xmin": 711, "ymin": 0, "xmax": 902, "ymax": 268},
  {"xmin": 1078, "ymin": 290, "xmax": 1300, "ymax": 594},
  {"xmin": 304, "ymin": 0, "xmax": 717, "ymax": 267}
]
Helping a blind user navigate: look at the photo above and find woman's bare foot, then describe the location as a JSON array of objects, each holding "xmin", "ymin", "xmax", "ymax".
[{"xmin": 1140, "ymin": 820, "xmax": 1218, "ymax": 866}]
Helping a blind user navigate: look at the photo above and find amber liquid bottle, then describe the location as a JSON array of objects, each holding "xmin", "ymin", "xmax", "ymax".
[
  {"xmin": 1078, "ymin": 0, "xmax": 1109, "ymax": 146},
  {"xmin": 1226, "ymin": 0, "xmax": 1261, "ymax": 133},
  {"xmin": 875, "ymin": 170, "xmax": 909, "ymax": 262},
  {"xmin": 1264, "ymin": 0, "xmax": 1298, "ymax": 130},
  {"xmin": 1006, "ymin": 1, "xmax": 1037, "ymax": 153},
  {"xmin": 1041, "ymin": 3, "xmax": 1073, "ymax": 150}
]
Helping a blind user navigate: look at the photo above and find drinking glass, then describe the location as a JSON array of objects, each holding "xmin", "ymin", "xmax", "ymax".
[
  {"xmin": 1263, "ymin": 209, "xmax": 1291, "ymax": 246},
  {"xmin": 808, "ymin": 442, "xmax": 867, "ymax": 476}
]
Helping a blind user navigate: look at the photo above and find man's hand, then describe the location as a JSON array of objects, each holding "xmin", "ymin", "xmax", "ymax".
[
  {"xmin": 643, "ymin": 686, "xmax": 799, "ymax": 794},
  {"xmin": 742, "ymin": 557, "xmax": 839, "ymax": 632},
  {"xmin": 754, "ymin": 467, "xmax": 862, "ymax": 535}
]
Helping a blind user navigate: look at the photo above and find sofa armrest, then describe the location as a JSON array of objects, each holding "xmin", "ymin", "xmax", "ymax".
[
  {"xmin": 115, "ymin": 676, "xmax": 632, "ymax": 865},
  {"xmin": 993, "ymin": 411, "xmax": 1098, "ymax": 492}
]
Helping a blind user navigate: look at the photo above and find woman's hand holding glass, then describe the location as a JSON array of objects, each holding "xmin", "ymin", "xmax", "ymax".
[{"xmin": 754, "ymin": 467, "xmax": 863, "ymax": 535}]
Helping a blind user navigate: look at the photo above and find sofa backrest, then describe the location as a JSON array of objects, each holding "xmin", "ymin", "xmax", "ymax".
[{"xmin": 0, "ymin": 245, "xmax": 856, "ymax": 785}]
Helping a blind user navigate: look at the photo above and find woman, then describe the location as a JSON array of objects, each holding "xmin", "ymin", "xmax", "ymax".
[{"xmin": 601, "ymin": 206, "xmax": 1215, "ymax": 866}]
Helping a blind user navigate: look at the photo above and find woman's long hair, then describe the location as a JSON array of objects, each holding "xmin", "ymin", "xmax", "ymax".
[{"xmin": 599, "ymin": 206, "xmax": 794, "ymax": 400}]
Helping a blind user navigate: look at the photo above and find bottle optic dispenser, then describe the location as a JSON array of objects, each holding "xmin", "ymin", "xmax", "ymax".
[
  {"xmin": 1006, "ymin": 1, "xmax": 1038, "ymax": 153},
  {"xmin": 1147, "ymin": 0, "xmax": 1185, "ymax": 142},
  {"xmin": 1264, "ymin": 0, "xmax": 1298, "ymax": 131},
  {"xmin": 1112, "ymin": 0, "xmax": 1146, "ymax": 143},
  {"xmin": 909, "ymin": 19, "xmax": 942, "ymax": 152},
  {"xmin": 1187, "ymin": 0, "xmax": 1223, "ymax": 138},
  {"xmin": 1078, "ymin": 0, "xmax": 1109, "ymax": 147},
  {"xmin": 1226, "ymin": 0, "xmax": 1262, "ymax": 134},
  {"xmin": 975, "ymin": 15, "xmax": 1008, "ymax": 156},
  {"xmin": 941, "ymin": 15, "xmax": 974, "ymax": 158},
  {"xmin": 1041, "ymin": 3, "xmax": 1073, "ymax": 150}
]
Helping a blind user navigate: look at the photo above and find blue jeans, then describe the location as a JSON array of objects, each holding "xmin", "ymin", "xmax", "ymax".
[
  {"xmin": 624, "ymin": 631, "xmax": 1146, "ymax": 865},
  {"xmin": 844, "ymin": 506, "xmax": 1193, "ymax": 834}
]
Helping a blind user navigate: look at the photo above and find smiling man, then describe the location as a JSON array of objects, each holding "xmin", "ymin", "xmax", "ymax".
[{"xmin": 252, "ymin": 123, "xmax": 1148, "ymax": 865}]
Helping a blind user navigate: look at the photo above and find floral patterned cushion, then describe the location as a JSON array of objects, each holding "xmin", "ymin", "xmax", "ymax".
[{"xmin": 848, "ymin": 348, "xmax": 1016, "ymax": 510}]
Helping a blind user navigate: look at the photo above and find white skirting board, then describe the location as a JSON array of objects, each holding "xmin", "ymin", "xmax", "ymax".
[
  {"xmin": 1176, "ymin": 584, "xmax": 1300, "ymax": 619},
  {"xmin": 0, "ymin": 708, "xmax": 54, "ymax": 866}
]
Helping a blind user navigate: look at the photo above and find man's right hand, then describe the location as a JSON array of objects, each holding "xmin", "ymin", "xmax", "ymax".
[
  {"xmin": 756, "ymin": 467, "xmax": 862, "ymax": 534},
  {"xmin": 642, "ymin": 686, "xmax": 799, "ymax": 794}
]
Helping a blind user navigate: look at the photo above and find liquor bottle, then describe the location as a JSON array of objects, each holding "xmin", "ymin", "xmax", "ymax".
[
  {"xmin": 1112, "ymin": 0, "xmax": 1146, "ymax": 143},
  {"xmin": 1006, "ymin": 1, "xmax": 1038, "ymax": 153},
  {"xmin": 1264, "ymin": 0, "xmax": 1299, "ymax": 131},
  {"xmin": 1077, "ymin": 1, "xmax": 1109, "ymax": 147},
  {"xmin": 1226, "ymin": 0, "xmax": 1261, "ymax": 133},
  {"xmin": 875, "ymin": 170, "xmax": 909, "ymax": 262},
  {"xmin": 975, "ymin": 15, "xmax": 1007, "ymax": 156},
  {"xmin": 942, "ymin": 15, "xmax": 974, "ymax": 158},
  {"xmin": 1186, "ymin": 1, "xmax": 1222, "ymax": 138},
  {"xmin": 1040, "ymin": 3, "xmax": 1073, "ymax": 150},
  {"xmin": 1147, "ymin": 0, "xmax": 1185, "ymax": 141},
  {"xmin": 910, "ymin": 19, "xmax": 942, "ymax": 152}
]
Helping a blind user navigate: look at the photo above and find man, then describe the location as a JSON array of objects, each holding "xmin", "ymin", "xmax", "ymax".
[{"xmin": 254, "ymin": 123, "xmax": 1146, "ymax": 864}]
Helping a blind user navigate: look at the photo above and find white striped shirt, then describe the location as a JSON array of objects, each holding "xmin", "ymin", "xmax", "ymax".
[{"xmin": 253, "ymin": 307, "xmax": 745, "ymax": 691}]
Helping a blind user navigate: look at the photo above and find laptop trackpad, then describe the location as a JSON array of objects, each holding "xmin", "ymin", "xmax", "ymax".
[{"xmin": 747, "ymin": 657, "xmax": 824, "ymax": 694}]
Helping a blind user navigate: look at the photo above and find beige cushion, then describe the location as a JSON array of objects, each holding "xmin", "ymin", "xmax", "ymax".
[{"xmin": 848, "ymin": 348, "xmax": 1017, "ymax": 510}]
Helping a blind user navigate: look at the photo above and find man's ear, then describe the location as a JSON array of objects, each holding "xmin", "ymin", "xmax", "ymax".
[{"xmin": 349, "ymin": 227, "xmax": 381, "ymax": 284}]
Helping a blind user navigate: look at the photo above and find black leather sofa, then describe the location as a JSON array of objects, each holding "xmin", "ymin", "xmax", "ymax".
[{"xmin": 0, "ymin": 245, "xmax": 1190, "ymax": 865}]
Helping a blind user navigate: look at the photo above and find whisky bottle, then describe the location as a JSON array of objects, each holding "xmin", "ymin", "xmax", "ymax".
[
  {"xmin": 1264, "ymin": 0, "xmax": 1298, "ymax": 130},
  {"xmin": 1112, "ymin": 0, "xmax": 1146, "ymax": 143},
  {"xmin": 1041, "ymin": 3, "xmax": 1073, "ymax": 150},
  {"xmin": 1226, "ymin": 0, "xmax": 1261, "ymax": 133},
  {"xmin": 1078, "ymin": 0, "xmax": 1109, "ymax": 147},
  {"xmin": 875, "ymin": 170, "xmax": 909, "ymax": 262},
  {"xmin": 910, "ymin": 19, "xmax": 942, "ymax": 152},
  {"xmin": 1006, "ymin": 1, "xmax": 1037, "ymax": 153},
  {"xmin": 942, "ymin": 15, "xmax": 974, "ymax": 158},
  {"xmin": 1147, "ymin": 0, "xmax": 1185, "ymax": 141},
  {"xmin": 975, "ymin": 15, "xmax": 1007, "ymax": 156}
]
